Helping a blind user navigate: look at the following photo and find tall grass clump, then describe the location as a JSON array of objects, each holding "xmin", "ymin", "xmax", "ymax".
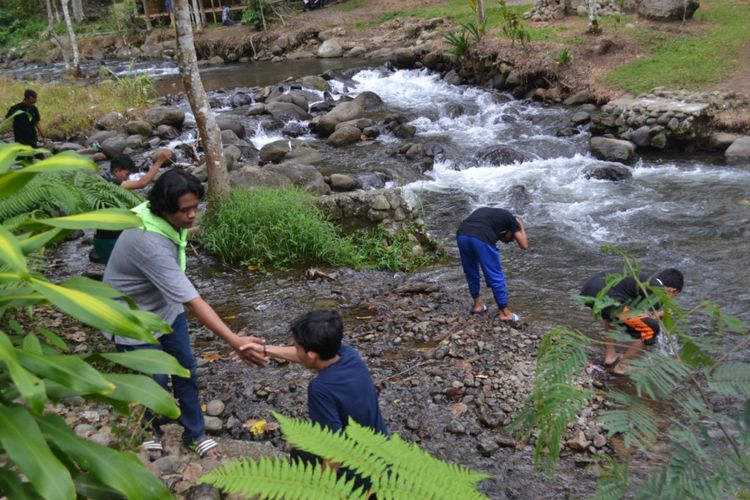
[{"xmin": 200, "ymin": 187, "xmax": 358, "ymax": 269}]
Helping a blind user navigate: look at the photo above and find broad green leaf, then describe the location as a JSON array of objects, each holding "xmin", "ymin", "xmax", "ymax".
[
  {"xmin": 32, "ymin": 208, "xmax": 143, "ymax": 231},
  {"xmin": 0, "ymin": 142, "xmax": 31, "ymax": 173},
  {"xmin": 18, "ymin": 227, "xmax": 64, "ymax": 255},
  {"xmin": 0, "ymin": 332, "xmax": 45, "ymax": 413},
  {"xmin": 0, "ymin": 225, "xmax": 29, "ymax": 275},
  {"xmin": 35, "ymin": 327, "xmax": 69, "ymax": 351},
  {"xmin": 29, "ymin": 278, "xmax": 161, "ymax": 343},
  {"xmin": 0, "ymin": 406, "xmax": 75, "ymax": 500},
  {"xmin": 36, "ymin": 413, "xmax": 171, "ymax": 500},
  {"xmin": 22, "ymin": 333, "xmax": 43, "ymax": 354},
  {"xmin": 0, "ymin": 171, "xmax": 35, "ymax": 198},
  {"xmin": 0, "ymin": 468, "xmax": 37, "ymax": 500},
  {"xmin": 61, "ymin": 276, "xmax": 129, "ymax": 299},
  {"xmin": 16, "ymin": 349, "xmax": 115, "ymax": 395},
  {"xmin": 104, "ymin": 373, "xmax": 181, "ymax": 419},
  {"xmin": 73, "ymin": 474, "xmax": 127, "ymax": 500},
  {"xmin": 90, "ymin": 350, "xmax": 189, "ymax": 377},
  {"xmin": 20, "ymin": 150, "xmax": 97, "ymax": 174}
]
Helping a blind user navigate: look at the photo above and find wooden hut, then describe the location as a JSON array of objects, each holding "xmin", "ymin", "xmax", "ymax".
[{"xmin": 139, "ymin": 0, "xmax": 246, "ymax": 24}]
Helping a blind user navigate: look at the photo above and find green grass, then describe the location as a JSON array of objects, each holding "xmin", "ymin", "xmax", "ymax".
[
  {"xmin": 199, "ymin": 187, "xmax": 438, "ymax": 272},
  {"xmin": 0, "ymin": 76, "xmax": 156, "ymax": 139},
  {"xmin": 602, "ymin": 0, "xmax": 750, "ymax": 93}
]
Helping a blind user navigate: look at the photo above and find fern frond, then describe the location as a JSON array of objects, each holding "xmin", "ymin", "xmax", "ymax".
[
  {"xmin": 627, "ymin": 351, "xmax": 690, "ymax": 400},
  {"xmin": 594, "ymin": 456, "xmax": 630, "ymax": 500},
  {"xmin": 673, "ymin": 391, "xmax": 709, "ymax": 422},
  {"xmin": 664, "ymin": 440, "xmax": 725, "ymax": 500},
  {"xmin": 535, "ymin": 327, "xmax": 590, "ymax": 385},
  {"xmin": 73, "ymin": 172, "xmax": 144, "ymax": 209},
  {"xmin": 274, "ymin": 413, "xmax": 388, "ymax": 482},
  {"xmin": 707, "ymin": 362, "xmax": 750, "ymax": 397},
  {"xmin": 201, "ymin": 456, "xmax": 365, "ymax": 500},
  {"xmin": 598, "ymin": 391, "xmax": 659, "ymax": 453}
]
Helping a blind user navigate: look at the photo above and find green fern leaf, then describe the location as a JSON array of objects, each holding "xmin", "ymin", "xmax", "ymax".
[
  {"xmin": 627, "ymin": 352, "xmax": 690, "ymax": 400},
  {"xmin": 201, "ymin": 456, "xmax": 365, "ymax": 500},
  {"xmin": 598, "ymin": 391, "xmax": 658, "ymax": 452},
  {"xmin": 594, "ymin": 457, "xmax": 630, "ymax": 500},
  {"xmin": 535, "ymin": 327, "xmax": 590, "ymax": 385},
  {"xmin": 707, "ymin": 362, "xmax": 750, "ymax": 397}
]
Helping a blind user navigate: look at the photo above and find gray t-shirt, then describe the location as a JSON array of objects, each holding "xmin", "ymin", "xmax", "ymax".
[{"xmin": 103, "ymin": 228, "xmax": 199, "ymax": 345}]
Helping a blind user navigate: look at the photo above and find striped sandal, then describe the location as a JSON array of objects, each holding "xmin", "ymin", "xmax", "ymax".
[
  {"xmin": 191, "ymin": 437, "xmax": 222, "ymax": 459},
  {"xmin": 142, "ymin": 438, "xmax": 164, "ymax": 462}
]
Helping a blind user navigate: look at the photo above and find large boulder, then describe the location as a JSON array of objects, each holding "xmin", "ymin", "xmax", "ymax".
[
  {"xmin": 95, "ymin": 112, "xmax": 126, "ymax": 131},
  {"xmin": 637, "ymin": 0, "xmax": 699, "ymax": 20},
  {"xmin": 125, "ymin": 120, "xmax": 153, "ymax": 137},
  {"xmin": 311, "ymin": 91, "xmax": 383, "ymax": 137},
  {"xmin": 725, "ymin": 136, "xmax": 750, "ymax": 166},
  {"xmin": 582, "ymin": 161, "xmax": 633, "ymax": 181},
  {"xmin": 223, "ymin": 145, "xmax": 242, "ymax": 171},
  {"xmin": 260, "ymin": 140, "xmax": 292, "ymax": 163},
  {"xmin": 268, "ymin": 92, "xmax": 309, "ymax": 112},
  {"xmin": 145, "ymin": 106, "xmax": 185, "ymax": 128},
  {"xmin": 476, "ymin": 146, "xmax": 531, "ymax": 166},
  {"xmin": 265, "ymin": 101, "xmax": 311, "ymax": 122},
  {"xmin": 231, "ymin": 166, "xmax": 292, "ymax": 189},
  {"xmin": 327, "ymin": 125, "xmax": 361, "ymax": 147},
  {"xmin": 264, "ymin": 163, "xmax": 331, "ymax": 195},
  {"xmin": 390, "ymin": 48, "xmax": 417, "ymax": 69},
  {"xmin": 590, "ymin": 137, "xmax": 635, "ymax": 164},
  {"xmin": 317, "ymin": 39, "xmax": 343, "ymax": 58},
  {"xmin": 216, "ymin": 116, "xmax": 246, "ymax": 138},
  {"xmin": 100, "ymin": 135, "xmax": 128, "ymax": 158}
]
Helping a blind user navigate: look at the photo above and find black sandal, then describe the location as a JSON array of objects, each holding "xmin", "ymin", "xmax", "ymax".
[{"xmin": 142, "ymin": 438, "xmax": 164, "ymax": 462}]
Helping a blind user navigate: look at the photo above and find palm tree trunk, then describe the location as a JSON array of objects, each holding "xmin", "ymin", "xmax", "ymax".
[
  {"xmin": 173, "ymin": 0, "xmax": 229, "ymax": 200},
  {"xmin": 60, "ymin": 0, "xmax": 81, "ymax": 75}
]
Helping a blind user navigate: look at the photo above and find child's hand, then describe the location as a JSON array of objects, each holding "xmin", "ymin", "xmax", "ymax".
[{"xmin": 234, "ymin": 336, "xmax": 268, "ymax": 367}]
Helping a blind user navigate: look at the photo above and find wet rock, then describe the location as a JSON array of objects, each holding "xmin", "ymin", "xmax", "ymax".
[
  {"xmin": 282, "ymin": 122, "xmax": 308, "ymax": 137},
  {"xmin": 221, "ymin": 129, "xmax": 241, "ymax": 145},
  {"xmin": 312, "ymin": 91, "xmax": 383, "ymax": 136},
  {"xmin": 570, "ymin": 112, "xmax": 590, "ymax": 126},
  {"xmin": 206, "ymin": 400, "xmax": 225, "ymax": 417},
  {"xmin": 125, "ymin": 135, "xmax": 146, "ymax": 148},
  {"xmin": 495, "ymin": 434, "xmax": 516, "ymax": 448},
  {"xmin": 95, "ymin": 111, "xmax": 126, "ymax": 131},
  {"xmin": 100, "ymin": 136, "xmax": 127, "ymax": 158},
  {"xmin": 300, "ymin": 75, "xmax": 329, "ymax": 91},
  {"xmin": 231, "ymin": 166, "xmax": 291, "ymax": 189},
  {"xmin": 89, "ymin": 432, "xmax": 112, "ymax": 446},
  {"xmin": 265, "ymin": 163, "xmax": 331, "ymax": 195},
  {"xmin": 725, "ymin": 136, "xmax": 750, "ymax": 165},
  {"xmin": 630, "ymin": 125, "xmax": 652, "ymax": 147},
  {"xmin": 327, "ymin": 125, "xmax": 361, "ymax": 147},
  {"xmin": 446, "ymin": 420, "xmax": 466, "ymax": 434},
  {"xmin": 476, "ymin": 146, "xmax": 530, "ymax": 166},
  {"xmin": 589, "ymin": 137, "xmax": 635, "ymax": 164},
  {"xmin": 260, "ymin": 140, "xmax": 292, "ymax": 163},
  {"xmin": 216, "ymin": 116, "xmax": 246, "ymax": 138},
  {"xmin": 204, "ymin": 416, "xmax": 223, "ymax": 434},
  {"xmin": 223, "ymin": 145, "xmax": 242, "ymax": 170},
  {"xmin": 477, "ymin": 437, "xmax": 500, "ymax": 457},
  {"xmin": 391, "ymin": 124, "xmax": 416, "ymax": 139},
  {"xmin": 125, "ymin": 120, "xmax": 153, "ymax": 137},
  {"xmin": 329, "ymin": 173, "xmax": 359, "ymax": 192},
  {"xmin": 145, "ymin": 106, "xmax": 185, "ymax": 128},
  {"xmin": 74, "ymin": 423, "xmax": 96, "ymax": 438},
  {"xmin": 391, "ymin": 48, "xmax": 417, "ymax": 69},
  {"xmin": 582, "ymin": 161, "xmax": 633, "ymax": 181},
  {"xmin": 156, "ymin": 124, "xmax": 179, "ymax": 140},
  {"xmin": 207, "ymin": 55, "xmax": 225, "ymax": 65},
  {"xmin": 318, "ymin": 39, "xmax": 343, "ymax": 58},
  {"xmin": 154, "ymin": 455, "xmax": 183, "ymax": 475}
]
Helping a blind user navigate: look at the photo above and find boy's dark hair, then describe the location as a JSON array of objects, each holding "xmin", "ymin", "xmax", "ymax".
[
  {"xmin": 24, "ymin": 89, "xmax": 37, "ymax": 100},
  {"xmin": 290, "ymin": 309, "xmax": 343, "ymax": 360},
  {"xmin": 148, "ymin": 169, "xmax": 204, "ymax": 217},
  {"xmin": 651, "ymin": 268, "xmax": 684, "ymax": 292},
  {"xmin": 110, "ymin": 154, "xmax": 135, "ymax": 173}
]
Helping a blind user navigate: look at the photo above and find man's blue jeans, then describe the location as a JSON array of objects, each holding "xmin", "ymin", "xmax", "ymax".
[
  {"xmin": 116, "ymin": 313, "xmax": 205, "ymax": 445},
  {"xmin": 457, "ymin": 234, "xmax": 509, "ymax": 309}
]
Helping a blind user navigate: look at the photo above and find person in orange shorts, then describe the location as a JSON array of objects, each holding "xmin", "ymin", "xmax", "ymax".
[{"xmin": 580, "ymin": 268, "xmax": 684, "ymax": 376}]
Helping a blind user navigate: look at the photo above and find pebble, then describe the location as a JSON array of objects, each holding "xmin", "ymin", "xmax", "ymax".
[
  {"xmin": 477, "ymin": 438, "xmax": 500, "ymax": 457},
  {"xmin": 206, "ymin": 400, "xmax": 225, "ymax": 417},
  {"xmin": 88, "ymin": 432, "xmax": 112, "ymax": 446},
  {"xmin": 446, "ymin": 420, "xmax": 466, "ymax": 434},
  {"xmin": 204, "ymin": 416, "xmax": 223, "ymax": 433},
  {"xmin": 74, "ymin": 423, "xmax": 96, "ymax": 438},
  {"xmin": 154, "ymin": 455, "xmax": 183, "ymax": 475}
]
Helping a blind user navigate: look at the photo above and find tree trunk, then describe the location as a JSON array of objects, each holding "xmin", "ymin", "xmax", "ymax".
[
  {"xmin": 43, "ymin": 0, "xmax": 54, "ymax": 30},
  {"xmin": 71, "ymin": 0, "xmax": 83, "ymax": 23},
  {"xmin": 142, "ymin": 0, "xmax": 152, "ymax": 30},
  {"xmin": 190, "ymin": 0, "xmax": 203, "ymax": 31},
  {"xmin": 173, "ymin": 0, "xmax": 229, "ymax": 200},
  {"xmin": 476, "ymin": 0, "xmax": 485, "ymax": 26},
  {"xmin": 60, "ymin": 0, "xmax": 81, "ymax": 75},
  {"xmin": 52, "ymin": 0, "xmax": 61, "ymax": 22}
]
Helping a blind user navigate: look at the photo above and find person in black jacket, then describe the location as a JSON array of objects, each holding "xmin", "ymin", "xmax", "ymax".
[
  {"xmin": 580, "ymin": 268, "xmax": 684, "ymax": 375},
  {"xmin": 5, "ymin": 89, "xmax": 48, "ymax": 149},
  {"xmin": 456, "ymin": 207, "xmax": 528, "ymax": 321}
]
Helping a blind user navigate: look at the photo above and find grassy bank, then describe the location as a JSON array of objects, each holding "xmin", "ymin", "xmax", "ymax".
[
  {"xmin": 0, "ymin": 75, "xmax": 155, "ymax": 140},
  {"xmin": 602, "ymin": 0, "xmax": 750, "ymax": 93}
]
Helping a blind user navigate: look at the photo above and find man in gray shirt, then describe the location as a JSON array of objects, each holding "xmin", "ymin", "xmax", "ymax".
[{"xmin": 104, "ymin": 170, "xmax": 267, "ymax": 460}]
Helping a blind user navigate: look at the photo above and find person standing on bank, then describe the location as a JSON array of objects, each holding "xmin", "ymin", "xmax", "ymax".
[
  {"xmin": 5, "ymin": 89, "xmax": 48, "ymax": 149},
  {"xmin": 103, "ymin": 169, "xmax": 268, "ymax": 460},
  {"xmin": 456, "ymin": 207, "xmax": 528, "ymax": 321}
]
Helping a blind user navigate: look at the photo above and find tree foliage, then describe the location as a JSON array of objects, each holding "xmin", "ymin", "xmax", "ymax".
[
  {"xmin": 0, "ymin": 142, "xmax": 185, "ymax": 499},
  {"xmin": 514, "ymin": 249, "xmax": 750, "ymax": 497},
  {"xmin": 202, "ymin": 412, "xmax": 491, "ymax": 499}
]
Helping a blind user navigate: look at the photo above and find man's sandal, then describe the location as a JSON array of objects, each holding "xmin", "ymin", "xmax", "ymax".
[
  {"xmin": 192, "ymin": 437, "xmax": 222, "ymax": 459},
  {"xmin": 142, "ymin": 438, "xmax": 164, "ymax": 462}
]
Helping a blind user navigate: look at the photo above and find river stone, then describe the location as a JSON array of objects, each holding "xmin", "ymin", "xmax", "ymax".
[
  {"xmin": 265, "ymin": 163, "xmax": 331, "ymax": 195},
  {"xmin": 391, "ymin": 124, "xmax": 416, "ymax": 139},
  {"xmin": 192, "ymin": 164, "xmax": 208, "ymax": 182},
  {"xmin": 476, "ymin": 146, "xmax": 530, "ymax": 166},
  {"xmin": 231, "ymin": 166, "xmax": 292, "ymax": 189},
  {"xmin": 88, "ymin": 432, "xmax": 112, "ymax": 447},
  {"xmin": 570, "ymin": 111, "xmax": 591, "ymax": 125},
  {"xmin": 300, "ymin": 75, "xmax": 329, "ymax": 91},
  {"xmin": 95, "ymin": 111, "xmax": 126, "ymax": 131},
  {"xmin": 564, "ymin": 90, "xmax": 594, "ymax": 106},
  {"xmin": 710, "ymin": 132, "xmax": 739, "ymax": 150},
  {"xmin": 223, "ymin": 145, "xmax": 242, "ymax": 171},
  {"xmin": 216, "ymin": 116, "xmax": 246, "ymax": 138},
  {"xmin": 269, "ymin": 92, "xmax": 309, "ymax": 112},
  {"xmin": 265, "ymin": 101, "xmax": 311, "ymax": 122},
  {"xmin": 231, "ymin": 92, "xmax": 253, "ymax": 107},
  {"xmin": 100, "ymin": 136, "xmax": 127, "ymax": 158},
  {"xmin": 329, "ymin": 173, "xmax": 359, "ymax": 192},
  {"xmin": 156, "ymin": 124, "xmax": 179, "ymax": 140},
  {"xmin": 247, "ymin": 103, "xmax": 267, "ymax": 116},
  {"xmin": 637, "ymin": 0, "xmax": 699, "ymax": 20},
  {"xmin": 347, "ymin": 46, "xmax": 367, "ymax": 58},
  {"xmin": 567, "ymin": 431, "xmax": 590, "ymax": 451},
  {"xmin": 221, "ymin": 129, "xmax": 240, "ymax": 145},
  {"xmin": 630, "ymin": 125, "xmax": 652, "ymax": 147},
  {"xmin": 391, "ymin": 48, "xmax": 417, "ymax": 69},
  {"xmin": 318, "ymin": 39, "xmax": 343, "ymax": 58},
  {"xmin": 125, "ymin": 134, "xmax": 146, "ymax": 148},
  {"xmin": 204, "ymin": 416, "xmax": 223, "ymax": 434},
  {"xmin": 281, "ymin": 142, "xmax": 324, "ymax": 166},
  {"xmin": 59, "ymin": 142, "xmax": 83, "ymax": 151},
  {"xmin": 74, "ymin": 423, "xmax": 96, "ymax": 438},
  {"xmin": 593, "ymin": 434, "xmax": 608, "ymax": 448},
  {"xmin": 336, "ymin": 118, "xmax": 374, "ymax": 131},
  {"xmin": 282, "ymin": 122, "xmax": 307, "ymax": 137},
  {"xmin": 650, "ymin": 131, "xmax": 668, "ymax": 149},
  {"xmin": 725, "ymin": 136, "xmax": 750, "ymax": 165},
  {"xmin": 145, "ymin": 106, "xmax": 185, "ymax": 128},
  {"xmin": 477, "ymin": 437, "xmax": 500, "ymax": 457},
  {"xmin": 86, "ymin": 130, "xmax": 117, "ymax": 147},
  {"xmin": 327, "ymin": 125, "xmax": 361, "ymax": 147},
  {"xmin": 206, "ymin": 400, "xmax": 225, "ymax": 417},
  {"xmin": 185, "ymin": 483, "xmax": 222, "ymax": 500},
  {"xmin": 125, "ymin": 120, "xmax": 153, "ymax": 137},
  {"xmin": 154, "ymin": 455, "xmax": 183, "ymax": 475},
  {"xmin": 589, "ymin": 136, "xmax": 635, "ymax": 164},
  {"xmin": 582, "ymin": 162, "xmax": 633, "ymax": 181},
  {"xmin": 260, "ymin": 140, "xmax": 291, "ymax": 163}
]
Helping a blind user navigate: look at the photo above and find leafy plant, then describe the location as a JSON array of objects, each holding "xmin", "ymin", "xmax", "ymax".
[
  {"xmin": 100, "ymin": 63, "xmax": 158, "ymax": 106},
  {"xmin": 0, "ymin": 142, "xmax": 186, "ymax": 499},
  {"xmin": 498, "ymin": 0, "xmax": 530, "ymax": 47},
  {"xmin": 202, "ymin": 412, "xmax": 490, "ymax": 499},
  {"xmin": 514, "ymin": 248, "xmax": 750, "ymax": 497},
  {"xmin": 443, "ymin": 20, "xmax": 484, "ymax": 58},
  {"xmin": 242, "ymin": 0, "xmax": 273, "ymax": 30},
  {"xmin": 555, "ymin": 47, "xmax": 571, "ymax": 65}
]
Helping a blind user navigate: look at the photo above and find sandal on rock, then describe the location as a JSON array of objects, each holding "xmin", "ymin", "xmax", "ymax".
[
  {"xmin": 470, "ymin": 305, "xmax": 488, "ymax": 315},
  {"xmin": 500, "ymin": 313, "xmax": 520, "ymax": 322},
  {"xmin": 142, "ymin": 438, "xmax": 164, "ymax": 462},
  {"xmin": 192, "ymin": 437, "xmax": 222, "ymax": 459},
  {"xmin": 601, "ymin": 354, "xmax": 623, "ymax": 370}
]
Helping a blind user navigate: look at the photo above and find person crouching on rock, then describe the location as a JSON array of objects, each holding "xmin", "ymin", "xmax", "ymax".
[
  {"xmin": 580, "ymin": 268, "xmax": 684, "ymax": 376},
  {"xmin": 456, "ymin": 207, "xmax": 528, "ymax": 321}
]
